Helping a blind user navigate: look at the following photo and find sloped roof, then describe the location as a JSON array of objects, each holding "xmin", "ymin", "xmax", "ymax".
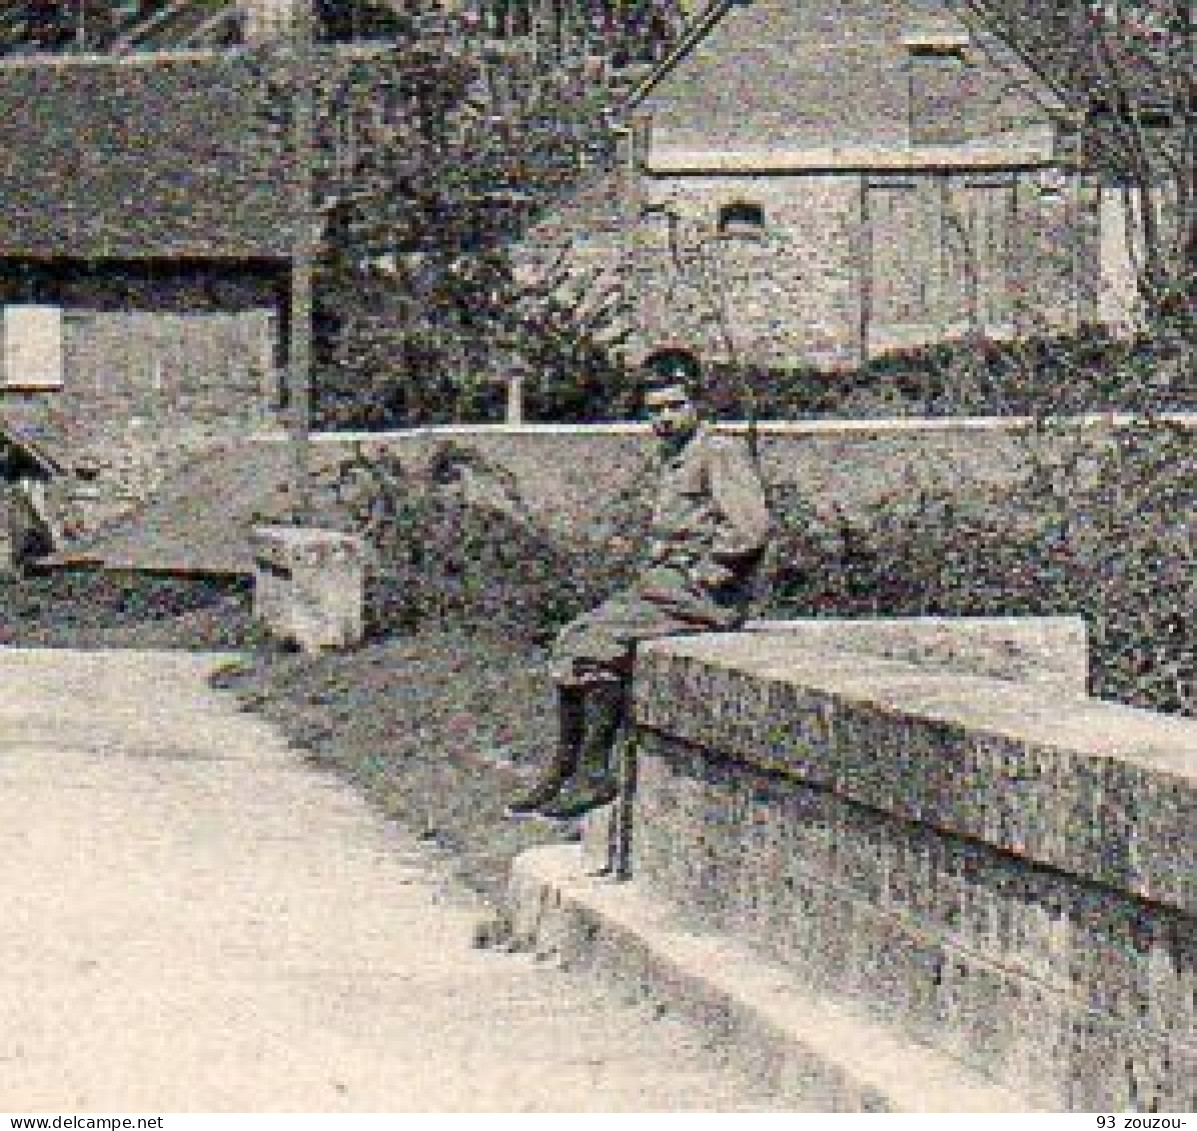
[
  {"xmin": 624, "ymin": 0, "xmax": 736, "ymax": 110},
  {"xmin": 620, "ymin": 0, "xmax": 1072, "ymax": 169},
  {"xmin": 0, "ymin": 50, "xmax": 293, "ymax": 260},
  {"xmin": 626, "ymin": 0, "xmax": 1073, "ymax": 123}
]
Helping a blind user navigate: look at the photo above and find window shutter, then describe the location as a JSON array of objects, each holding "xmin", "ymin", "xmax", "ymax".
[{"xmin": 2, "ymin": 305, "xmax": 64, "ymax": 391}]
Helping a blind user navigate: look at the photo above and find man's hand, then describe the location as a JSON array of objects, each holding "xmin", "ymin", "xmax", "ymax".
[
  {"xmin": 648, "ymin": 539, "xmax": 699, "ymax": 568},
  {"xmin": 688, "ymin": 559, "xmax": 735, "ymax": 590}
]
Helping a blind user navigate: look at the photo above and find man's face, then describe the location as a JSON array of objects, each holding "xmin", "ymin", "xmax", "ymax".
[{"xmin": 644, "ymin": 383, "xmax": 699, "ymax": 445}]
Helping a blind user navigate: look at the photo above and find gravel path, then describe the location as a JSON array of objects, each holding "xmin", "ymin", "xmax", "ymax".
[{"xmin": 0, "ymin": 647, "xmax": 775, "ymax": 1113}]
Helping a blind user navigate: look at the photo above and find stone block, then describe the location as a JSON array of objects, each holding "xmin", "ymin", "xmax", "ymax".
[
  {"xmin": 747, "ymin": 616, "xmax": 1089, "ymax": 695},
  {"xmin": 622, "ymin": 626, "xmax": 1196, "ymax": 1109},
  {"xmin": 251, "ymin": 525, "xmax": 364, "ymax": 652},
  {"xmin": 634, "ymin": 634, "xmax": 1197, "ymax": 913},
  {"xmin": 506, "ymin": 844, "xmax": 1034, "ymax": 1112}
]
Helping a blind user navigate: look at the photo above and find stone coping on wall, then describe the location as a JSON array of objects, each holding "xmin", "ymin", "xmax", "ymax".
[
  {"xmin": 741, "ymin": 616, "xmax": 1088, "ymax": 694},
  {"xmin": 632, "ymin": 631, "xmax": 1197, "ymax": 915},
  {"xmin": 286, "ymin": 413, "xmax": 1197, "ymax": 443},
  {"xmin": 644, "ymin": 133, "xmax": 1059, "ymax": 173}
]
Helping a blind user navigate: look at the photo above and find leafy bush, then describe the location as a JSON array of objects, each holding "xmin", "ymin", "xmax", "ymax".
[
  {"xmin": 322, "ymin": 322, "xmax": 1194, "ymax": 428},
  {"xmin": 693, "ymin": 326, "xmax": 1195, "ymax": 422},
  {"xmin": 765, "ymin": 420, "xmax": 1194, "ymax": 716},
  {"xmin": 334, "ymin": 447, "xmax": 641, "ymax": 643},
  {"xmin": 0, "ymin": 570, "xmax": 259, "ymax": 649},
  {"xmin": 364, "ymin": 492, "xmax": 627, "ymax": 642}
]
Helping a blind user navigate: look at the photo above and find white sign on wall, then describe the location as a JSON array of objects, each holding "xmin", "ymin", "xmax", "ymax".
[{"xmin": 2, "ymin": 304, "xmax": 64, "ymax": 390}]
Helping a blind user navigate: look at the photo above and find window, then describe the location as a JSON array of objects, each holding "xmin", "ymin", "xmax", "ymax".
[
  {"xmin": 1, "ymin": 305, "xmax": 64, "ymax": 391},
  {"xmin": 716, "ymin": 201, "xmax": 766, "ymax": 240}
]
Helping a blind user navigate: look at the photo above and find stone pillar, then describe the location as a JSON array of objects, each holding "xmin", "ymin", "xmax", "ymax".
[{"xmin": 251, "ymin": 525, "xmax": 365, "ymax": 652}]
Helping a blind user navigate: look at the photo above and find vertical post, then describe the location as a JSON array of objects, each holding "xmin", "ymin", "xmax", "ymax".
[
  {"xmin": 288, "ymin": 0, "xmax": 314, "ymax": 522},
  {"xmin": 624, "ymin": 117, "xmax": 650, "ymax": 349},
  {"xmin": 858, "ymin": 173, "xmax": 872, "ymax": 366},
  {"xmin": 506, "ymin": 371, "xmax": 525, "ymax": 424}
]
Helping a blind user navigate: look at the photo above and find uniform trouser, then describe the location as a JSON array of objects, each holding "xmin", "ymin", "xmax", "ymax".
[{"xmin": 548, "ymin": 567, "xmax": 744, "ymax": 689}]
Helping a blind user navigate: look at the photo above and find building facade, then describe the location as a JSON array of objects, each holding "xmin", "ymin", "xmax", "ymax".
[
  {"xmin": 0, "ymin": 46, "xmax": 298, "ymax": 533},
  {"xmin": 618, "ymin": 0, "xmax": 1119, "ymax": 369}
]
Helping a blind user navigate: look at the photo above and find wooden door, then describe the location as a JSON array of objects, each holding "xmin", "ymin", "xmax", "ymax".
[
  {"xmin": 944, "ymin": 174, "xmax": 1016, "ymax": 337},
  {"xmin": 866, "ymin": 174, "xmax": 1016, "ymax": 355},
  {"xmin": 865, "ymin": 177, "xmax": 941, "ymax": 353}
]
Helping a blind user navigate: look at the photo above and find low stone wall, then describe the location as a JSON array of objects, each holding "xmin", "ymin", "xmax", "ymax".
[
  {"xmin": 302, "ymin": 415, "xmax": 1187, "ymax": 536},
  {"xmin": 52, "ymin": 415, "xmax": 1197, "ymax": 576},
  {"xmin": 622, "ymin": 623, "xmax": 1195, "ymax": 1111}
]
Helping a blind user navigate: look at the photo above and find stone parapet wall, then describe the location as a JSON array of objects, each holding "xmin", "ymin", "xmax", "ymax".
[
  {"xmin": 48, "ymin": 415, "xmax": 1197, "ymax": 573},
  {"xmin": 302, "ymin": 415, "xmax": 1147, "ymax": 535},
  {"xmin": 626, "ymin": 627, "xmax": 1196, "ymax": 1111}
]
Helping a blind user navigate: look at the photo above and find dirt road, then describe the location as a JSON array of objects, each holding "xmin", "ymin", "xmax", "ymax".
[{"xmin": 0, "ymin": 647, "xmax": 774, "ymax": 1113}]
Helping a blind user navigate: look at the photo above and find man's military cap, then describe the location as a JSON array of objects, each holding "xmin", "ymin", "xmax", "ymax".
[{"xmin": 641, "ymin": 346, "xmax": 703, "ymax": 387}]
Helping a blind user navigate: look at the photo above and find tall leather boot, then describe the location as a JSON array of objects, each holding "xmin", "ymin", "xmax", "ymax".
[
  {"xmin": 506, "ymin": 685, "xmax": 586, "ymax": 815},
  {"xmin": 539, "ymin": 681, "xmax": 625, "ymax": 821}
]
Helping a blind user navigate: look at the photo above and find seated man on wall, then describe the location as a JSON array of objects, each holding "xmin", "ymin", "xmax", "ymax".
[{"xmin": 508, "ymin": 346, "xmax": 772, "ymax": 821}]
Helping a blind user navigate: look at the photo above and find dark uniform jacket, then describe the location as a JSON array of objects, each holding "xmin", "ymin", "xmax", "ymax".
[
  {"xmin": 550, "ymin": 426, "xmax": 771, "ymax": 686},
  {"xmin": 643, "ymin": 424, "xmax": 772, "ymax": 600}
]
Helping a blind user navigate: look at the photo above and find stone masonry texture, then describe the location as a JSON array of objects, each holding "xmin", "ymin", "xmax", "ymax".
[
  {"xmin": 62, "ymin": 417, "xmax": 1188, "ymax": 570},
  {"xmin": 633, "ymin": 173, "xmax": 862, "ymax": 367},
  {"xmin": 251, "ymin": 525, "xmax": 365, "ymax": 651},
  {"xmin": 627, "ymin": 631, "xmax": 1196, "ymax": 1111},
  {"xmin": 0, "ymin": 263, "xmax": 284, "ymax": 536},
  {"xmin": 297, "ymin": 417, "xmax": 1089, "ymax": 534}
]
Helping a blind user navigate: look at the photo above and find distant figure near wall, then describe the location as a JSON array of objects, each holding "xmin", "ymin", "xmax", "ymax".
[{"xmin": 507, "ymin": 346, "xmax": 772, "ymax": 821}]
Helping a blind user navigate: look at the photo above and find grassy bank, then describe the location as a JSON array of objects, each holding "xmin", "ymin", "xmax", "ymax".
[{"xmin": 212, "ymin": 628, "xmax": 578, "ymax": 903}]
